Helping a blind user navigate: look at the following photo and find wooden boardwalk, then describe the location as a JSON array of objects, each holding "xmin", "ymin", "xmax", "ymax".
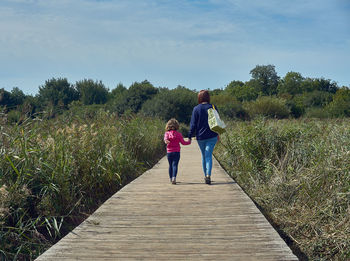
[{"xmin": 36, "ymin": 143, "xmax": 298, "ymax": 260}]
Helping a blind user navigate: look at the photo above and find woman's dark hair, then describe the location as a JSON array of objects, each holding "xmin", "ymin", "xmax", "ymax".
[{"xmin": 198, "ymin": 90, "xmax": 210, "ymax": 104}]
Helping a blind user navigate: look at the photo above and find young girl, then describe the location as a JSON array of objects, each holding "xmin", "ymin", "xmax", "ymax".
[{"xmin": 164, "ymin": 118, "xmax": 191, "ymax": 184}]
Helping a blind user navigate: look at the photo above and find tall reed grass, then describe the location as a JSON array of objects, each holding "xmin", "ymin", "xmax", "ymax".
[
  {"xmin": 215, "ymin": 118, "xmax": 350, "ymax": 260},
  {"xmin": 0, "ymin": 110, "xmax": 165, "ymax": 260}
]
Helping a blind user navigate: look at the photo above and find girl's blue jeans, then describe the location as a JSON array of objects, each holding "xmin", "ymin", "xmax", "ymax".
[
  {"xmin": 197, "ymin": 136, "xmax": 218, "ymax": 177},
  {"xmin": 167, "ymin": 152, "xmax": 180, "ymax": 179}
]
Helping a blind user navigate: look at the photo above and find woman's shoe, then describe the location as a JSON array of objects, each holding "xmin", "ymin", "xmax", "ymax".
[
  {"xmin": 172, "ymin": 178, "xmax": 176, "ymax": 185},
  {"xmin": 205, "ymin": 176, "xmax": 211, "ymax": 185}
]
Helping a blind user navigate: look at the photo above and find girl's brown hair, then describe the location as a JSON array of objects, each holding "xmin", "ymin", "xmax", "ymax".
[
  {"xmin": 165, "ymin": 118, "xmax": 180, "ymax": 131},
  {"xmin": 198, "ymin": 90, "xmax": 210, "ymax": 104}
]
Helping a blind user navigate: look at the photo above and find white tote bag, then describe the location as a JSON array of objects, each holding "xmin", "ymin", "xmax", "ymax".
[{"xmin": 208, "ymin": 105, "xmax": 226, "ymax": 134}]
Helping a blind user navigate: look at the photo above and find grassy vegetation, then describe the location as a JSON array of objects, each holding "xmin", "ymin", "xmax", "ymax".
[
  {"xmin": 0, "ymin": 110, "xmax": 165, "ymax": 260},
  {"xmin": 2, "ymin": 103, "xmax": 350, "ymax": 261},
  {"xmin": 215, "ymin": 118, "xmax": 350, "ymax": 260}
]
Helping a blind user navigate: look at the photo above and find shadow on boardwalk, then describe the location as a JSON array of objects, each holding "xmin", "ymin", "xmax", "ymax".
[{"xmin": 175, "ymin": 181, "xmax": 236, "ymax": 185}]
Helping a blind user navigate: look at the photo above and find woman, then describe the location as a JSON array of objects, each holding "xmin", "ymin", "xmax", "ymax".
[{"xmin": 188, "ymin": 90, "xmax": 218, "ymax": 185}]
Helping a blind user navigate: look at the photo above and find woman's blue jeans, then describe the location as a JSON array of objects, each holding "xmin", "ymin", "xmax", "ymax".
[
  {"xmin": 167, "ymin": 152, "xmax": 180, "ymax": 179},
  {"xmin": 197, "ymin": 136, "xmax": 218, "ymax": 177}
]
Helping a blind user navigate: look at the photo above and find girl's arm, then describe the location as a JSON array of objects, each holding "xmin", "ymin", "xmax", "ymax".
[
  {"xmin": 178, "ymin": 132, "xmax": 191, "ymax": 145},
  {"xmin": 164, "ymin": 132, "xmax": 170, "ymax": 144}
]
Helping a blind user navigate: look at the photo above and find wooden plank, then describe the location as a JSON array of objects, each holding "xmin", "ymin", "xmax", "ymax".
[{"xmin": 36, "ymin": 143, "xmax": 298, "ymax": 260}]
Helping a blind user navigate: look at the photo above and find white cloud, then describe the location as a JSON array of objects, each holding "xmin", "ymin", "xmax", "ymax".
[{"xmin": 0, "ymin": 0, "xmax": 349, "ymax": 93}]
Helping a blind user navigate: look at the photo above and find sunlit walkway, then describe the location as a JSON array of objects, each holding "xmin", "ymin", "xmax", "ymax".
[{"xmin": 36, "ymin": 143, "xmax": 297, "ymax": 260}]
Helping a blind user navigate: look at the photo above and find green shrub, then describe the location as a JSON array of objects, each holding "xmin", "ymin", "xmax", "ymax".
[
  {"xmin": 286, "ymin": 94, "xmax": 305, "ymax": 118},
  {"xmin": 211, "ymin": 95, "xmax": 246, "ymax": 119},
  {"xmin": 325, "ymin": 88, "xmax": 350, "ymax": 118},
  {"xmin": 67, "ymin": 102, "xmax": 106, "ymax": 120},
  {"xmin": 243, "ymin": 96, "xmax": 290, "ymax": 119},
  {"xmin": 6, "ymin": 110, "xmax": 21, "ymax": 123},
  {"xmin": 178, "ymin": 124, "xmax": 190, "ymax": 138},
  {"xmin": 305, "ymin": 107, "xmax": 330, "ymax": 118}
]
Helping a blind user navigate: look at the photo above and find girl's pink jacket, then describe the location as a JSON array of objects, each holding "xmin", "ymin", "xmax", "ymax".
[{"xmin": 164, "ymin": 130, "xmax": 191, "ymax": 153}]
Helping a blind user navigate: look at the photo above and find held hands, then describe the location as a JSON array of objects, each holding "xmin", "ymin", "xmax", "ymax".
[{"xmin": 185, "ymin": 138, "xmax": 191, "ymax": 144}]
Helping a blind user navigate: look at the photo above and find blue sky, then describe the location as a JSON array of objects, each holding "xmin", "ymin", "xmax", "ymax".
[{"xmin": 1, "ymin": 0, "xmax": 349, "ymax": 95}]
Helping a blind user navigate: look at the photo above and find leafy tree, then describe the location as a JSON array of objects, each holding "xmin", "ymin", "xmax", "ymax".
[
  {"xmin": 11, "ymin": 87, "xmax": 26, "ymax": 106},
  {"xmin": 113, "ymin": 80, "xmax": 158, "ymax": 114},
  {"xmin": 209, "ymin": 88, "xmax": 224, "ymax": 96},
  {"xmin": 110, "ymin": 83, "xmax": 127, "ymax": 99},
  {"xmin": 300, "ymin": 77, "xmax": 338, "ymax": 93},
  {"xmin": 278, "ymin": 72, "xmax": 303, "ymax": 95},
  {"xmin": 38, "ymin": 78, "xmax": 78, "ymax": 108},
  {"xmin": 301, "ymin": 90, "xmax": 333, "ymax": 108},
  {"xmin": 225, "ymin": 81, "xmax": 242, "ymax": 95},
  {"xmin": 250, "ymin": 65, "xmax": 280, "ymax": 96},
  {"xmin": 300, "ymin": 77, "xmax": 315, "ymax": 93},
  {"xmin": 0, "ymin": 87, "xmax": 27, "ymax": 111},
  {"xmin": 225, "ymin": 80, "xmax": 258, "ymax": 101},
  {"xmin": 314, "ymin": 78, "xmax": 338, "ymax": 93},
  {"xmin": 225, "ymin": 80, "xmax": 244, "ymax": 92},
  {"xmin": 0, "ymin": 88, "xmax": 12, "ymax": 108},
  {"xmin": 141, "ymin": 86, "xmax": 196, "ymax": 124},
  {"xmin": 76, "ymin": 79, "xmax": 109, "ymax": 105}
]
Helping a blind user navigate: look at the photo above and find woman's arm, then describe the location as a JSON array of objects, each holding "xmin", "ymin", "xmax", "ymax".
[{"xmin": 188, "ymin": 107, "xmax": 197, "ymax": 139}]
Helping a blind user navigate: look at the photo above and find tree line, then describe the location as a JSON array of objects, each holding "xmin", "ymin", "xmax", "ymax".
[{"xmin": 1, "ymin": 65, "xmax": 349, "ymax": 124}]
